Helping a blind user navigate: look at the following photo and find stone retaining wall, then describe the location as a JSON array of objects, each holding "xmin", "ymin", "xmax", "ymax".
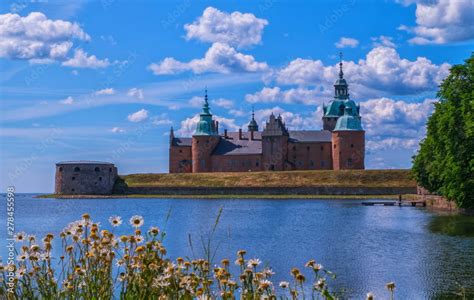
[{"xmin": 120, "ymin": 186, "xmax": 416, "ymax": 196}]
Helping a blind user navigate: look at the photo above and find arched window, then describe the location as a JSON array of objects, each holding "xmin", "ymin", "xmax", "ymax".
[
  {"xmin": 74, "ymin": 167, "xmax": 80, "ymax": 172},
  {"xmin": 95, "ymin": 167, "xmax": 100, "ymax": 172}
]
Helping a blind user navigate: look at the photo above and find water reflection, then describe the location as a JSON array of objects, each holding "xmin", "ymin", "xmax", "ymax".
[{"xmin": 429, "ymin": 214, "xmax": 474, "ymax": 237}]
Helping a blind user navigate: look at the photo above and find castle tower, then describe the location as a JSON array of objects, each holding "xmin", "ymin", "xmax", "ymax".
[
  {"xmin": 192, "ymin": 89, "xmax": 220, "ymax": 172},
  {"xmin": 332, "ymin": 105, "xmax": 365, "ymax": 170},
  {"xmin": 322, "ymin": 53, "xmax": 360, "ymax": 131},
  {"xmin": 262, "ymin": 113, "xmax": 289, "ymax": 171},
  {"xmin": 248, "ymin": 106, "xmax": 259, "ymax": 132}
]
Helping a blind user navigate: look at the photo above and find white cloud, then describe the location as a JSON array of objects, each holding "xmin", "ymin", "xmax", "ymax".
[
  {"xmin": 184, "ymin": 7, "xmax": 268, "ymax": 48},
  {"xmin": 59, "ymin": 96, "xmax": 74, "ymax": 105},
  {"xmin": 127, "ymin": 88, "xmax": 144, "ymax": 100},
  {"xmin": 245, "ymin": 86, "xmax": 327, "ymax": 105},
  {"xmin": 148, "ymin": 42, "xmax": 268, "ymax": 75},
  {"xmin": 398, "ymin": 0, "xmax": 474, "ymax": 44},
  {"xmin": 275, "ymin": 46, "xmax": 450, "ymax": 96},
  {"xmin": 176, "ymin": 114, "xmax": 239, "ymax": 136},
  {"xmin": 366, "ymin": 137, "xmax": 419, "ymax": 151},
  {"xmin": 127, "ymin": 109, "xmax": 149, "ymax": 122},
  {"xmin": 94, "ymin": 88, "xmax": 115, "ymax": 95},
  {"xmin": 110, "ymin": 127, "xmax": 125, "ymax": 133},
  {"xmin": 335, "ymin": 37, "xmax": 359, "ymax": 48},
  {"xmin": 62, "ymin": 49, "xmax": 110, "ymax": 69},
  {"xmin": 71, "ymin": 70, "xmax": 79, "ymax": 76},
  {"xmin": 229, "ymin": 108, "xmax": 246, "ymax": 117},
  {"xmin": 371, "ymin": 35, "xmax": 396, "ymax": 48},
  {"xmin": 212, "ymin": 98, "xmax": 234, "ymax": 109},
  {"xmin": 188, "ymin": 96, "xmax": 204, "ymax": 107},
  {"xmin": 151, "ymin": 113, "xmax": 172, "ymax": 125},
  {"xmin": 0, "ymin": 12, "xmax": 89, "ymax": 61}
]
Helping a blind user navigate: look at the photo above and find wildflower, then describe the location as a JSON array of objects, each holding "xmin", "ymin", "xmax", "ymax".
[
  {"xmin": 17, "ymin": 252, "xmax": 28, "ymax": 262},
  {"xmin": 385, "ymin": 282, "xmax": 396, "ymax": 292},
  {"xmin": 235, "ymin": 258, "xmax": 244, "ymax": 266},
  {"xmin": 30, "ymin": 244, "xmax": 40, "ymax": 252},
  {"xmin": 135, "ymin": 235, "xmax": 145, "ymax": 244},
  {"xmin": 27, "ymin": 234, "xmax": 36, "ymax": 242},
  {"xmin": 314, "ymin": 278, "xmax": 326, "ymax": 290},
  {"xmin": 14, "ymin": 231, "xmax": 26, "ymax": 242},
  {"xmin": 237, "ymin": 249, "xmax": 247, "ymax": 256},
  {"xmin": 116, "ymin": 259, "xmax": 125, "ymax": 267},
  {"xmin": 15, "ymin": 267, "xmax": 26, "ymax": 278},
  {"xmin": 82, "ymin": 213, "xmax": 90, "ymax": 221},
  {"xmin": 129, "ymin": 215, "xmax": 144, "ymax": 228},
  {"xmin": 118, "ymin": 272, "xmax": 127, "ymax": 282},
  {"xmin": 305, "ymin": 259, "xmax": 315, "ymax": 268},
  {"xmin": 247, "ymin": 258, "xmax": 261, "ymax": 268},
  {"xmin": 296, "ymin": 274, "xmax": 306, "ymax": 283},
  {"xmin": 279, "ymin": 281, "xmax": 290, "ymax": 288},
  {"xmin": 40, "ymin": 253, "xmax": 51, "ymax": 261},
  {"xmin": 312, "ymin": 263, "xmax": 322, "ymax": 271},
  {"xmin": 367, "ymin": 292, "xmax": 375, "ymax": 300},
  {"xmin": 149, "ymin": 226, "xmax": 160, "ymax": 236},
  {"xmin": 291, "ymin": 268, "xmax": 300, "ymax": 277},
  {"xmin": 135, "ymin": 246, "xmax": 145, "ymax": 253},
  {"xmin": 263, "ymin": 267, "xmax": 275, "ymax": 277},
  {"xmin": 259, "ymin": 279, "xmax": 272, "ymax": 289}
]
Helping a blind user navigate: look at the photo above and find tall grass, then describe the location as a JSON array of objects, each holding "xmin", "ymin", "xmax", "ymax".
[{"xmin": 0, "ymin": 213, "xmax": 394, "ymax": 299}]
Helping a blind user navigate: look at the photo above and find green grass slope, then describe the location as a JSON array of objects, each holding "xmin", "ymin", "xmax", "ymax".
[{"xmin": 121, "ymin": 169, "xmax": 415, "ymax": 188}]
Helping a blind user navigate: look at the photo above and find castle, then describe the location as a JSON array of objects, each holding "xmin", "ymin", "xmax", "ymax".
[{"xmin": 169, "ymin": 60, "xmax": 364, "ymax": 173}]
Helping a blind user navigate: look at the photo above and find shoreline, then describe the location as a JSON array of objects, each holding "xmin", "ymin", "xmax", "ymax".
[{"xmin": 37, "ymin": 194, "xmax": 417, "ymax": 200}]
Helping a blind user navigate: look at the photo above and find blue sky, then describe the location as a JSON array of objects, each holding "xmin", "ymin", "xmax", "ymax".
[{"xmin": 0, "ymin": 0, "xmax": 472, "ymax": 192}]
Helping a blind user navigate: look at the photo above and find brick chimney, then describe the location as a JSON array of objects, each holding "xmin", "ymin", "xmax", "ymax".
[
  {"xmin": 215, "ymin": 121, "xmax": 219, "ymax": 133},
  {"xmin": 224, "ymin": 129, "xmax": 228, "ymax": 138},
  {"xmin": 239, "ymin": 128, "xmax": 242, "ymax": 140},
  {"xmin": 250, "ymin": 130, "xmax": 254, "ymax": 140}
]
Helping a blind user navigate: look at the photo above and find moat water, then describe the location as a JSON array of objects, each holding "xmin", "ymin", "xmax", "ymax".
[{"xmin": 2, "ymin": 194, "xmax": 474, "ymax": 298}]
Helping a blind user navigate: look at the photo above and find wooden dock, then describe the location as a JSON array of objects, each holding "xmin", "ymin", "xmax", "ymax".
[{"xmin": 362, "ymin": 201, "xmax": 426, "ymax": 207}]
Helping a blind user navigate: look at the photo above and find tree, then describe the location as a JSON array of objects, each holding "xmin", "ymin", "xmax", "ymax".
[{"xmin": 412, "ymin": 53, "xmax": 474, "ymax": 209}]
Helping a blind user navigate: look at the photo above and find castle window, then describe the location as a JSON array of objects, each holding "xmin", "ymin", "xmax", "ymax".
[
  {"xmin": 71, "ymin": 189, "xmax": 75, "ymax": 192},
  {"xmin": 298, "ymin": 161, "xmax": 303, "ymax": 166},
  {"xmin": 321, "ymin": 161, "xmax": 325, "ymax": 167},
  {"xmin": 109, "ymin": 168, "xmax": 112, "ymax": 172},
  {"xmin": 59, "ymin": 167, "xmax": 63, "ymax": 172},
  {"xmin": 256, "ymin": 160, "xmax": 260, "ymax": 167},
  {"xmin": 292, "ymin": 146, "xmax": 296, "ymax": 151},
  {"xmin": 99, "ymin": 177, "xmax": 102, "ymax": 181},
  {"xmin": 320, "ymin": 146, "xmax": 324, "ymax": 151},
  {"xmin": 348, "ymin": 158, "xmax": 353, "ymax": 166},
  {"xmin": 351, "ymin": 144, "xmax": 354, "ymax": 148},
  {"xmin": 74, "ymin": 167, "xmax": 80, "ymax": 172},
  {"xmin": 72, "ymin": 177, "xmax": 75, "ymax": 180},
  {"xmin": 179, "ymin": 149, "xmax": 183, "ymax": 153},
  {"xmin": 334, "ymin": 144, "xmax": 336, "ymax": 149},
  {"xmin": 310, "ymin": 160, "xmax": 314, "ymax": 167},
  {"xmin": 307, "ymin": 146, "xmax": 310, "ymax": 151},
  {"xmin": 95, "ymin": 167, "xmax": 100, "ymax": 172},
  {"xmin": 200, "ymin": 160, "xmax": 205, "ymax": 168}
]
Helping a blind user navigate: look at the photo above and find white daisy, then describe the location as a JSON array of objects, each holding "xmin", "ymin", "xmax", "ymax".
[
  {"xmin": 109, "ymin": 215, "xmax": 123, "ymax": 227},
  {"xmin": 129, "ymin": 215, "xmax": 144, "ymax": 228}
]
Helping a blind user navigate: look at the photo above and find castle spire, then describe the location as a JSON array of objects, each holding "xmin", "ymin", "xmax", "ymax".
[
  {"xmin": 339, "ymin": 52, "xmax": 344, "ymax": 79},
  {"xmin": 247, "ymin": 105, "xmax": 259, "ymax": 132},
  {"xmin": 202, "ymin": 87, "xmax": 210, "ymax": 114}
]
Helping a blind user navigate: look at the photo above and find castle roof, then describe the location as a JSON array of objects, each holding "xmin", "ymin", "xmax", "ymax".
[
  {"xmin": 212, "ymin": 131, "xmax": 262, "ymax": 155},
  {"xmin": 56, "ymin": 161, "xmax": 114, "ymax": 165},
  {"xmin": 172, "ymin": 137, "xmax": 192, "ymax": 146},
  {"xmin": 334, "ymin": 106, "xmax": 363, "ymax": 131},
  {"xmin": 288, "ymin": 130, "xmax": 332, "ymax": 142}
]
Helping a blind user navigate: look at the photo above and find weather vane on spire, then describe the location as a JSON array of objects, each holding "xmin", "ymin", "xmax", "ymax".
[{"xmin": 339, "ymin": 52, "xmax": 344, "ymax": 79}]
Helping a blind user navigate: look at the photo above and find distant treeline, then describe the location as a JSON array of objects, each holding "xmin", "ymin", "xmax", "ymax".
[{"xmin": 412, "ymin": 53, "xmax": 474, "ymax": 209}]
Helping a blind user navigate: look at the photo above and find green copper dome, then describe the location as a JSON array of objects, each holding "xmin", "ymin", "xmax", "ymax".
[
  {"xmin": 247, "ymin": 107, "xmax": 259, "ymax": 131},
  {"xmin": 194, "ymin": 89, "xmax": 218, "ymax": 136},
  {"xmin": 334, "ymin": 105, "xmax": 363, "ymax": 131}
]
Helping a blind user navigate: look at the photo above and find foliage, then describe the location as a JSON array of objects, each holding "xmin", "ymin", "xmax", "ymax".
[
  {"xmin": 412, "ymin": 53, "xmax": 474, "ymax": 209},
  {"xmin": 0, "ymin": 213, "xmax": 343, "ymax": 299}
]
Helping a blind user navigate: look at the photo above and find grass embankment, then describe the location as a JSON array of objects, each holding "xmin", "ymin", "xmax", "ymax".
[{"xmin": 121, "ymin": 169, "xmax": 415, "ymax": 188}]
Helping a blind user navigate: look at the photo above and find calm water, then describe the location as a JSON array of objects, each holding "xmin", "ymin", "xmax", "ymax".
[{"xmin": 1, "ymin": 194, "xmax": 474, "ymax": 299}]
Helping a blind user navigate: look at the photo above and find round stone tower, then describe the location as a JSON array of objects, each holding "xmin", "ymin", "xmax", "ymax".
[
  {"xmin": 192, "ymin": 89, "xmax": 220, "ymax": 172},
  {"xmin": 55, "ymin": 161, "xmax": 118, "ymax": 195},
  {"xmin": 331, "ymin": 105, "xmax": 365, "ymax": 170}
]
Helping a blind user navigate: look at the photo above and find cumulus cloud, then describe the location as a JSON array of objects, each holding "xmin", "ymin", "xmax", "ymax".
[
  {"xmin": 245, "ymin": 87, "xmax": 325, "ymax": 105},
  {"xmin": 110, "ymin": 127, "xmax": 125, "ymax": 133},
  {"xmin": 94, "ymin": 88, "xmax": 115, "ymax": 95},
  {"xmin": 188, "ymin": 96, "xmax": 204, "ymax": 107},
  {"xmin": 127, "ymin": 88, "xmax": 144, "ymax": 99},
  {"xmin": 59, "ymin": 96, "xmax": 74, "ymax": 105},
  {"xmin": 335, "ymin": 37, "xmax": 359, "ymax": 48},
  {"xmin": 127, "ymin": 109, "xmax": 149, "ymax": 122},
  {"xmin": 275, "ymin": 46, "xmax": 450, "ymax": 96},
  {"xmin": 151, "ymin": 113, "xmax": 173, "ymax": 126},
  {"xmin": 398, "ymin": 0, "xmax": 474, "ymax": 44},
  {"xmin": 212, "ymin": 98, "xmax": 234, "ymax": 109},
  {"xmin": 148, "ymin": 42, "xmax": 268, "ymax": 75},
  {"xmin": 184, "ymin": 7, "xmax": 268, "ymax": 48},
  {"xmin": 0, "ymin": 12, "xmax": 89, "ymax": 61},
  {"xmin": 371, "ymin": 35, "xmax": 396, "ymax": 48},
  {"xmin": 176, "ymin": 114, "xmax": 239, "ymax": 136},
  {"xmin": 62, "ymin": 49, "xmax": 110, "ymax": 69}
]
